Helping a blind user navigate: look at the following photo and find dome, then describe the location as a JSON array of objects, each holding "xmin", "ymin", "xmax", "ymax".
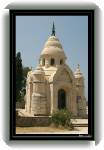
[
  {"xmin": 40, "ymin": 35, "xmax": 66, "ymax": 59},
  {"xmin": 74, "ymin": 64, "xmax": 83, "ymax": 78},
  {"xmin": 44, "ymin": 36, "xmax": 62, "ymax": 49}
]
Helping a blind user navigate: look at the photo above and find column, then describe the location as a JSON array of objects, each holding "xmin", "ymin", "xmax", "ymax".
[
  {"xmin": 50, "ymin": 84, "xmax": 54, "ymax": 114},
  {"xmin": 45, "ymin": 58, "xmax": 49, "ymax": 68}
]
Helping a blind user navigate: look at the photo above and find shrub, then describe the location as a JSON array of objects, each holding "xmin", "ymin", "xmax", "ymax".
[{"xmin": 51, "ymin": 109, "xmax": 74, "ymax": 129}]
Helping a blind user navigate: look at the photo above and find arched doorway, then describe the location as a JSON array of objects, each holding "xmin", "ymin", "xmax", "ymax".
[{"xmin": 58, "ymin": 89, "xmax": 66, "ymax": 110}]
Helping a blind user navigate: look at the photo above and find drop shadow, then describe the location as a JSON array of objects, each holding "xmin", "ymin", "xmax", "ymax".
[
  {"xmin": 2, "ymin": 11, "xmax": 10, "ymax": 145},
  {"xmin": 94, "ymin": 5, "xmax": 102, "ymax": 146},
  {"xmin": 5, "ymin": 1, "xmax": 99, "ymax": 10}
]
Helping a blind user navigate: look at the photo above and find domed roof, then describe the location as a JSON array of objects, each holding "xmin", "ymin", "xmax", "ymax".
[
  {"xmin": 40, "ymin": 23, "xmax": 66, "ymax": 59},
  {"xmin": 41, "ymin": 35, "xmax": 66, "ymax": 58},
  {"xmin": 74, "ymin": 64, "xmax": 83, "ymax": 78},
  {"xmin": 44, "ymin": 36, "xmax": 63, "ymax": 49}
]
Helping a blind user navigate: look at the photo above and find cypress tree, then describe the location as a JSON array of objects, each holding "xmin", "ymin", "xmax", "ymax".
[{"xmin": 16, "ymin": 52, "xmax": 23, "ymax": 101}]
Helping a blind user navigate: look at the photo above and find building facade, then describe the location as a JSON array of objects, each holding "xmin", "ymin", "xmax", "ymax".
[{"xmin": 25, "ymin": 23, "xmax": 87, "ymax": 117}]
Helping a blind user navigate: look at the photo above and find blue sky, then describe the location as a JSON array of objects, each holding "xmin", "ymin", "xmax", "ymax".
[{"xmin": 16, "ymin": 16, "xmax": 88, "ymax": 100}]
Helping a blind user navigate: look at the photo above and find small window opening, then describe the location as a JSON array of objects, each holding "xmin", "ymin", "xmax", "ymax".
[
  {"xmin": 50, "ymin": 58, "xmax": 55, "ymax": 66},
  {"xmin": 76, "ymin": 96, "xmax": 81, "ymax": 103},
  {"xmin": 42, "ymin": 58, "xmax": 45, "ymax": 66},
  {"xmin": 60, "ymin": 59, "xmax": 63, "ymax": 65}
]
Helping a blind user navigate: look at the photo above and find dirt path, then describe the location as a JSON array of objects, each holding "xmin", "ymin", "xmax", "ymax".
[{"xmin": 16, "ymin": 126, "xmax": 88, "ymax": 134}]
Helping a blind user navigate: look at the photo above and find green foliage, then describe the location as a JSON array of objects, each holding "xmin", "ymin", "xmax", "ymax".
[
  {"xmin": 16, "ymin": 52, "xmax": 31, "ymax": 102},
  {"xmin": 51, "ymin": 109, "xmax": 74, "ymax": 129},
  {"xmin": 16, "ymin": 52, "xmax": 24, "ymax": 101}
]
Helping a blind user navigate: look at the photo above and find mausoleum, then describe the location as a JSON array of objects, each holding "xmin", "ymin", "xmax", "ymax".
[{"xmin": 25, "ymin": 23, "xmax": 87, "ymax": 117}]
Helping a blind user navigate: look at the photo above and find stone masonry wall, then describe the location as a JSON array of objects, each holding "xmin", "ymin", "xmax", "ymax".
[
  {"xmin": 16, "ymin": 116, "xmax": 51, "ymax": 127},
  {"xmin": 16, "ymin": 101, "xmax": 25, "ymax": 109}
]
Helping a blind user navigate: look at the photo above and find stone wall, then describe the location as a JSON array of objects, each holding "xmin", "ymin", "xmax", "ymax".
[
  {"xmin": 16, "ymin": 101, "xmax": 25, "ymax": 109},
  {"xmin": 16, "ymin": 116, "xmax": 51, "ymax": 127}
]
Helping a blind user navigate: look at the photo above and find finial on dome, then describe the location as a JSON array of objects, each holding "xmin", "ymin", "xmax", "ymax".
[
  {"xmin": 74, "ymin": 64, "xmax": 83, "ymax": 78},
  {"xmin": 51, "ymin": 22, "xmax": 55, "ymax": 36}
]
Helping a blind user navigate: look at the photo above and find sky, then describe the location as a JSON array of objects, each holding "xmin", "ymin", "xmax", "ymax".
[{"xmin": 16, "ymin": 16, "xmax": 88, "ymax": 100}]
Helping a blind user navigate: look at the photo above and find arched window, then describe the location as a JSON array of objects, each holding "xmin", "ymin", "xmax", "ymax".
[
  {"xmin": 50, "ymin": 58, "xmax": 55, "ymax": 66},
  {"xmin": 58, "ymin": 89, "xmax": 66, "ymax": 110},
  {"xmin": 42, "ymin": 58, "xmax": 45, "ymax": 66},
  {"xmin": 60, "ymin": 59, "xmax": 63, "ymax": 65}
]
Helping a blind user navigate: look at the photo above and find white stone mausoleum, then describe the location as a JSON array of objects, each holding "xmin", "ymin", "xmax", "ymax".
[{"xmin": 25, "ymin": 23, "xmax": 87, "ymax": 117}]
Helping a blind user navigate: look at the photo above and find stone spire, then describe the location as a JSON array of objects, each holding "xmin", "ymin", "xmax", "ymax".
[
  {"xmin": 51, "ymin": 22, "xmax": 55, "ymax": 36},
  {"xmin": 74, "ymin": 64, "xmax": 83, "ymax": 78}
]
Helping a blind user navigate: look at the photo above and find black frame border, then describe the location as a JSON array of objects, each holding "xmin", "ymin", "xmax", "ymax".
[{"xmin": 10, "ymin": 9, "xmax": 94, "ymax": 140}]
